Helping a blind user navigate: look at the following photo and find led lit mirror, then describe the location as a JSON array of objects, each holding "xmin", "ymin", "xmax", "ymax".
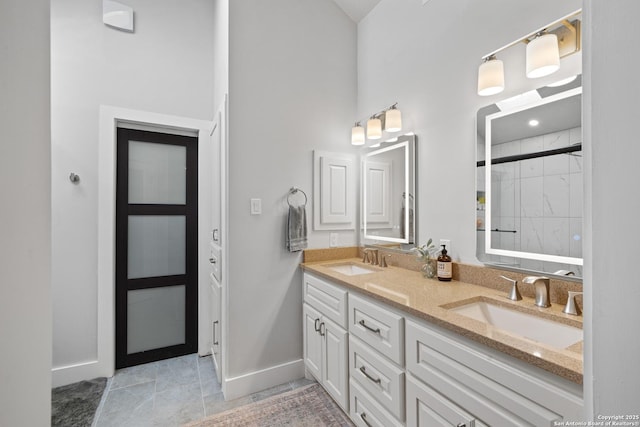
[
  {"xmin": 362, "ymin": 135, "xmax": 416, "ymax": 248},
  {"xmin": 476, "ymin": 76, "xmax": 583, "ymax": 278}
]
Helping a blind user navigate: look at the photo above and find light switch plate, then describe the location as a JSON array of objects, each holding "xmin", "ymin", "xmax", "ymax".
[
  {"xmin": 250, "ymin": 198, "xmax": 262, "ymax": 215},
  {"xmin": 330, "ymin": 233, "xmax": 339, "ymax": 247}
]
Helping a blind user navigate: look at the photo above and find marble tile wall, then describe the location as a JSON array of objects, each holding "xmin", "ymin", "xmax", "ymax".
[{"xmin": 489, "ymin": 126, "xmax": 583, "ymax": 276}]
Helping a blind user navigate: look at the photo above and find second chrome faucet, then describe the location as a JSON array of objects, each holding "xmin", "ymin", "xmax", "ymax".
[{"xmin": 522, "ymin": 276, "xmax": 551, "ymax": 308}]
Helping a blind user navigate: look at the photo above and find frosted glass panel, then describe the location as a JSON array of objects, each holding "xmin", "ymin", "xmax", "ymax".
[
  {"xmin": 128, "ymin": 216, "xmax": 185, "ymax": 279},
  {"xmin": 127, "ymin": 285, "xmax": 185, "ymax": 354},
  {"xmin": 129, "ymin": 141, "xmax": 186, "ymax": 204}
]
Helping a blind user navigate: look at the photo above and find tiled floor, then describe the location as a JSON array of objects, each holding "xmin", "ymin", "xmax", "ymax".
[{"xmin": 93, "ymin": 354, "xmax": 315, "ymax": 427}]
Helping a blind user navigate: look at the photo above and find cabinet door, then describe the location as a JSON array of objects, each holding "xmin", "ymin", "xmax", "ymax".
[
  {"xmin": 407, "ymin": 375, "xmax": 482, "ymax": 427},
  {"xmin": 322, "ymin": 316, "xmax": 349, "ymax": 411},
  {"xmin": 211, "ymin": 276, "xmax": 222, "ymax": 383},
  {"xmin": 303, "ymin": 303, "xmax": 322, "ymax": 381}
]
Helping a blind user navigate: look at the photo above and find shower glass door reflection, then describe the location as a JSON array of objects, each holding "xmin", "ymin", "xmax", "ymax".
[{"xmin": 116, "ymin": 128, "xmax": 198, "ymax": 368}]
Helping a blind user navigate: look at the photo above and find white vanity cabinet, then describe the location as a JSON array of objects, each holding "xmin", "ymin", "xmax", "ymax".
[
  {"xmin": 405, "ymin": 320, "xmax": 583, "ymax": 426},
  {"xmin": 302, "ymin": 269, "xmax": 583, "ymax": 427},
  {"xmin": 348, "ymin": 293, "xmax": 406, "ymax": 425},
  {"xmin": 303, "ymin": 274, "xmax": 349, "ymax": 411}
]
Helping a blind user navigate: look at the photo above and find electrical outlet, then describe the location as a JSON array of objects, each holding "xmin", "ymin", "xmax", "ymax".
[
  {"xmin": 440, "ymin": 239, "xmax": 451, "ymax": 253},
  {"xmin": 330, "ymin": 233, "xmax": 339, "ymax": 247}
]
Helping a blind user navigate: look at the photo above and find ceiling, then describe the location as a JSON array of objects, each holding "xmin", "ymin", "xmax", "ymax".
[{"xmin": 332, "ymin": 0, "xmax": 383, "ymax": 22}]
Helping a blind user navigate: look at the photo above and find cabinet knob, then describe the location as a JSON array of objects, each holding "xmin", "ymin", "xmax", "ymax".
[{"xmin": 209, "ymin": 257, "xmax": 217, "ymax": 264}]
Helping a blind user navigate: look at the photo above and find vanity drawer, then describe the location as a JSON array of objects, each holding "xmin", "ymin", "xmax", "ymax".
[
  {"xmin": 350, "ymin": 379, "xmax": 403, "ymax": 427},
  {"xmin": 406, "ymin": 374, "xmax": 486, "ymax": 427},
  {"xmin": 349, "ymin": 336, "xmax": 405, "ymax": 420},
  {"xmin": 303, "ymin": 273, "xmax": 348, "ymax": 328},
  {"xmin": 349, "ymin": 293, "xmax": 404, "ymax": 365},
  {"xmin": 406, "ymin": 320, "xmax": 580, "ymax": 425}
]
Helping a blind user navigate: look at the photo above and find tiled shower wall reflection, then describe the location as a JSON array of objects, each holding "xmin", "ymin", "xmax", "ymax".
[{"xmin": 477, "ymin": 126, "xmax": 583, "ymax": 276}]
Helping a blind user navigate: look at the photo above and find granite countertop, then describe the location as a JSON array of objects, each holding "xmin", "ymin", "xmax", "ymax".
[{"xmin": 301, "ymin": 257, "xmax": 583, "ymax": 385}]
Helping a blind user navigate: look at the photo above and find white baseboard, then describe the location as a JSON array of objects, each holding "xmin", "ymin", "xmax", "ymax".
[
  {"xmin": 52, "ymin": 360, "xmax": 114, "ymax": 388},
  {"xmin": 223, "ymin": 359, "xmax": 305, "ymax": 400}
]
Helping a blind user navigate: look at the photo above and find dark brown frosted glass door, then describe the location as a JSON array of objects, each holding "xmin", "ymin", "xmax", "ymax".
[{"xmin": 115, "ymin": 128, "xmax": 198, "ymax": 368}]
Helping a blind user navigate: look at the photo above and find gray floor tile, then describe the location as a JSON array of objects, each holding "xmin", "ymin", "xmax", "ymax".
[
  {"xmin": 96, "ymin": 382, "xmax": 155, "ymax": 427},
  {"xmin": 92, "ymin": 354, "xmax": 309, "ymax": 426},
  {"xmin": 111, "ymin": 363, "xmax": 158, "ymax": 390},
  {"xmin": 99, "ymin": 381, "xmax": 156, "ymax": 416}
]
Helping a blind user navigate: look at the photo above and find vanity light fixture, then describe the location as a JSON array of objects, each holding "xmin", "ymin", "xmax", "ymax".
[
  {"xmin": 351, "ymin": 122, "xmax": 365, "ymax": 145},
  {"xmin": 477, "ymin": 10, "xmax": 581, "ymax": 96},
  {"xmin": 366, "ymin": 116, "xmax": 382, "ymax": 140},
  {"xmin": 384, "ymin": 103, "xmax": 402, "ymax": 132},
  {"xmin": 526, "ymin": 32, "xmax": 560, "ymax": 78},
  {"xmin": 477, "ymin": 55, "xmax": 505, "ymax": 96},
  {"xmin": 352, "ymin": 103, "xmax": 403, "ymax": 145}
]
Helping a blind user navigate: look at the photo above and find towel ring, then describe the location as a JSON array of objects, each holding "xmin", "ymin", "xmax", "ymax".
[{"xmin": 287, "ymin": 187, "xmax": 308, "ymax": 207}]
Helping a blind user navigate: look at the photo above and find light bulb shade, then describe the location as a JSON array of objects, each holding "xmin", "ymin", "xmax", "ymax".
[
  {"xmin": 367, "ymin": 117, "xmax": 382, "ymax": 140},
  {"xmin": 351, "ymin": 124, "xmax": 365, "ymax": 145},
  {"xmin": 384, "ymin": 108, "xmax": 402, "ymax": 132},
  {"xmin": 477, "ymin": 58, "xmax": 504, "ymax": 96},
  {"xmin": 526, "ymin": 33, "xmax": 560, "ymax": 78}
]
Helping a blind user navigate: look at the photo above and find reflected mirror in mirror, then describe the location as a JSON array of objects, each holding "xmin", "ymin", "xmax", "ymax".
[
  {"xmin": 476, "ymin": 76, "xmax": 583, "ymax": 278},
  {"xmin": 362, "ymin": 135, "xmax": 416, "ymax": 248}
]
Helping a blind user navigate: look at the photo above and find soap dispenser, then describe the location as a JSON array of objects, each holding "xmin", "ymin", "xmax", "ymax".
[{"xmin": 437, "ymin": 245, "xmax": 452, "ymax": 282}]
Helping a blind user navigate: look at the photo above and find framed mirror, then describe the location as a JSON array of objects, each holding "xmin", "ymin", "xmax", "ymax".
[
  {"xmin": 476, "ymin": 77, "xmax": 583, "ymax": 278},
  {"xmin": 362, "ymin": 135, "xmax": 416, "ymax": 248}
]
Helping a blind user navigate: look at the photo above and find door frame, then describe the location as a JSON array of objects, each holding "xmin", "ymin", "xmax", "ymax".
[{"xmin": 93, "ymin": 106, "xmax": 214, "ymax": 381}]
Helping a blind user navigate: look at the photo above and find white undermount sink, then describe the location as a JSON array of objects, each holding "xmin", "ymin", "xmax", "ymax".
[
  {"xmin": 449, "ymin": 300, "xmax": 583, "ymax": 349},
  {"xmin": 327, "ymin": 262, "xmax": 379, "ymax": 276}
]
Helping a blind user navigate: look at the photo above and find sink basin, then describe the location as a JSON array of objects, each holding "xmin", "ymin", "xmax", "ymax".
[
  {"xmin": 449, "ymin": 300, "xmax": 582, "ymax": 349},
  {"xmin": 327, "ymin": 263, "xmax": 379, "ymax": 276}
]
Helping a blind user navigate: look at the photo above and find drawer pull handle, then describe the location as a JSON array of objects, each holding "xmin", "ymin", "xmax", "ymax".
[
  {"xmin": 360, "ymin": 412, "xmax": 373, "ymax": 427},
  {"xmin": 359, "ymin": 319, "xmax": 381, "ymax": 335},
  {"xmin": 359, "ymin": 366, "xmax": 381, "ymax": 385},
  {"xmin": 319, "ymin": 322, "xmax": 326, "ymax": 337},
  {"xmin": 457, "ymin": 424, "xmax": 466, "ymax": 427},
  {"xmin": 314, "ymin": 318, "xmax": 321, "ymax": 332},
  {"xmin": 213, "ymin": 320, "xmax": 219, "ymax": 345}
]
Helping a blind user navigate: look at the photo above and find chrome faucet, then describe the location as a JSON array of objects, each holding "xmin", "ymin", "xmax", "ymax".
[
  {"xmin": 522, "ymin": 276, "xmax": 551, "ymax": 308},
  {"xmin": 500, "ymin": 275, "xmax": 522, "ymax": 301},
  {"xmin": 563, "ymin": 291, "xmax": 583, "ymax": 316},
  {"xmin": 362, "ymin": 248, "xmax": 378, "ymax": 265}
]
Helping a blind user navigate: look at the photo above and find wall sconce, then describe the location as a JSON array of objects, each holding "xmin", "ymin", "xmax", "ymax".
[
  {"xmin": 352, "ymin": 103, "xmax": 402, "ymax": 145},
  {"xmin": 366, "ymin": 116, "xmax": 382, "ymax": 140},
  {"xmin": 526, "ymin": 32, "xmax": 560, "ymax": 78},
  {"xmin": 351, "ymin": 122, "xmax": 365, "ymax": 145},
  {"xmin": 477, "ymin": 10, "xmax": 580, "ymax": 96},
  {"xmin": 477, "ymin": 55, "xmax": 505, "ymax": 96}
]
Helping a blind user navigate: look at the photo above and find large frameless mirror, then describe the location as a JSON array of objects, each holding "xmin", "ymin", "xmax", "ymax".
[
  {"xmin": 476, "ymin": 76, "xmax": 583, "ymax": 278},
  {"xmin": 362, "ymin": 135, "xmax": 416, "ymax": 249}
]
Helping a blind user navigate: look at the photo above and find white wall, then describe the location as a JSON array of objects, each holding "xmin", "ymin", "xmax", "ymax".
[
  {"xmin": 583, "ymin": 0, "xmax": 640, "ymax": 416},
  {"xmin": 0, "ymin": 0, "xmax": 52, "ymax": 424},
  {"xmin": 51, "ymin": 0, "xmax": 214, "ymax": 382},
  {"xmin": 358, "ymin": 0, "xmax": 582, "ymax": 264},
  {"xmin": 226, "ymin": 0, "xmax": 357, "ymax": 386}
]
